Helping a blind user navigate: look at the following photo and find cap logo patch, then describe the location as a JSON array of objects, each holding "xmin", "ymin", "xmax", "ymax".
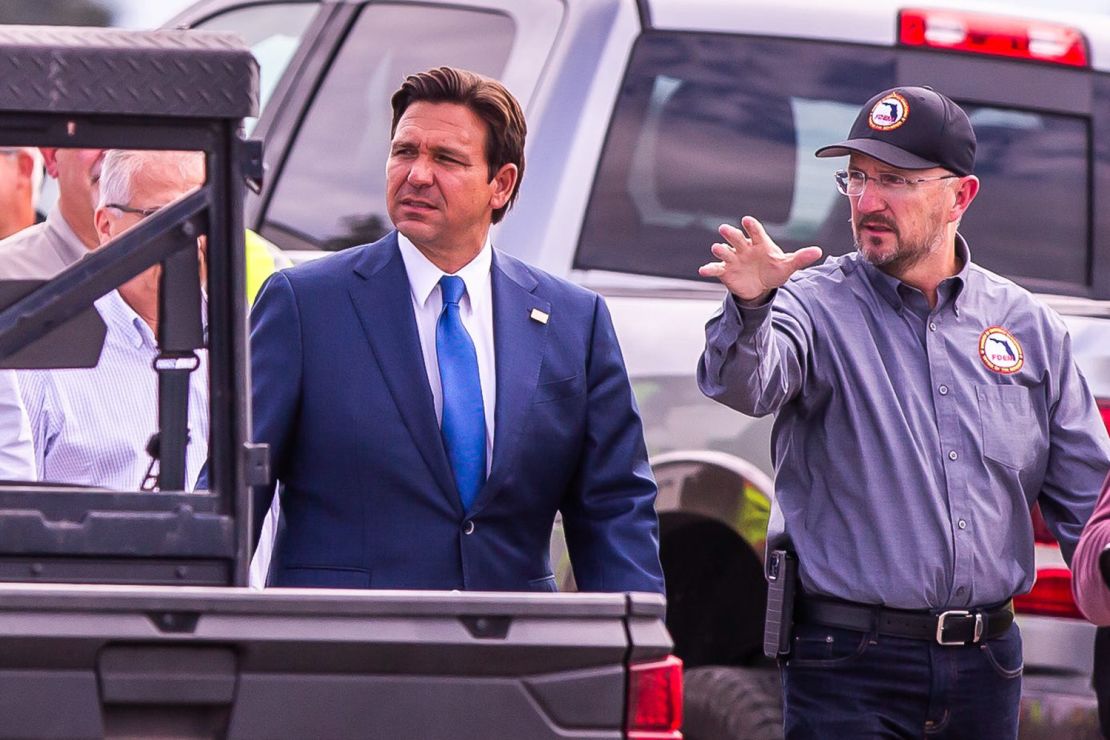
[
  {"xmin": 868, "ymin": 92, "xmax": 910, "ymax": 131},
  {"xmin": 978, "ymin": 327, "xmax": 1023, "ymax": 374}
]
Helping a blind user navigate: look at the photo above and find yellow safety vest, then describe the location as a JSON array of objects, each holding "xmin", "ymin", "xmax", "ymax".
[{"xmin": 244, "ymin": 229, "xmax": 292, "ymax": 305}]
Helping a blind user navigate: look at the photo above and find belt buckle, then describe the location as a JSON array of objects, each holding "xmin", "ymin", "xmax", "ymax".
[{"xmin": 936, "ymin": 609, "xmax": 984, "ymax": 645}]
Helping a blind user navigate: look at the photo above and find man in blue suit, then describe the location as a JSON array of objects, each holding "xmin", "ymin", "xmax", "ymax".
[{"xmin": 249, "ymin": 67, "xmax": 664, "ymax": 593}]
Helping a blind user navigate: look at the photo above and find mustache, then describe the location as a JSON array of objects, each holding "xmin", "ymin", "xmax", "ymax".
[{"xmin": 856, "ymin": 215, "xmax": 898, "ymax": 233}]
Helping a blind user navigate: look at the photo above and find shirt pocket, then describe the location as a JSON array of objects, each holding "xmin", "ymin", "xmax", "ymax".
[{"xmin": 977, "ymin": 384, "xmax": 1040, "ymax": 470}]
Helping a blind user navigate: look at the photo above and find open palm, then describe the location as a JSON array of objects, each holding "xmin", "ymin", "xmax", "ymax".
[{"xmin": 699, "ymin": 216, "xmax": 823, "ymax": 302}]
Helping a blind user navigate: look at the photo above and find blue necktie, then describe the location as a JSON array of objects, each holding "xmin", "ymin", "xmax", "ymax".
[{"xmin": 436, "ymin": 275, "xmax": 486, "ymax": 512}]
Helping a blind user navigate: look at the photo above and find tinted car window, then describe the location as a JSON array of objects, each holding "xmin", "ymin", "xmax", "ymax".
[
  {"xmin": 263, "ymin": 5, "xmax": 515, "ymax": 252},
  {"xmin": 193, "ymin": 3, "xmax": 318, "ymax": 133},
  {"xmin": 575, "ymin": 33, "xmax": 1091, "ymax": 293}
]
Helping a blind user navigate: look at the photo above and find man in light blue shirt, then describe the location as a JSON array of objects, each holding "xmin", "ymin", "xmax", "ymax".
[
  {"xmin": 18, "ymin": 149, "xmax": 208, "ymax": 490},
  {"xmin": 698, "ymin": 86, "xmax": 1110, "ymax": 738}
]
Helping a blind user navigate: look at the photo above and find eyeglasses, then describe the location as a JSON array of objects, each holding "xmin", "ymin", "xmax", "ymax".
[
  {"xmin": 105, "ymin": 203, "xmax": 162, "ymax": 219},
  {"xmin": 834, "ymin": 169, "xmax": 959, "ymax": 197}
]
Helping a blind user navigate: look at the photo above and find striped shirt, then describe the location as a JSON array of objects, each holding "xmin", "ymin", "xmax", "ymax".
[
  {"xmin": 0, "ymin": 371, "xmax": 34, "ymax": 481},
  {"xmin": 18, "ymin": 290, "xmax": 209, "ymax": 490}
]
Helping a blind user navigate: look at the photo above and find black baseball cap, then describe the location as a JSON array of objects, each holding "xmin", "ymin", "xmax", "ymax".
[{"xmin": 815, "ymin": 86, "xmax": 976, "ymax": 176}]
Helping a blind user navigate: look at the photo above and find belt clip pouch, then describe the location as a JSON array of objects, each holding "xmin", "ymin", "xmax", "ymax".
[{"xmin": 763, "ymin": 549, "xmax": 797, "ymax": 658}]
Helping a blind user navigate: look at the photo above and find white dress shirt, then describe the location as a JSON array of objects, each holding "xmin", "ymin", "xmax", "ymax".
[
  {"xmin": 0, "ymin": 372, "xmax": 35, "ymax": 481},
  {"xmin": 397, "ymin": 233, "xmax": 496, "ymax": 471},
  {"xmin": 17, "ymin": 289, "xmax": 209, "ymax": 490},
  {"xmin": 0, "ymin": 206, "xmax": 90, "ymax": 480}
]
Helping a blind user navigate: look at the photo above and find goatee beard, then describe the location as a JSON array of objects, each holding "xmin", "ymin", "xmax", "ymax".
[
  {"xmin": 853, "ymin": 215, "xmax": 901, "ymax": 267},
  {"xmin": 853, "ymin": 218, "xmax": 945, "ymax": 277}
]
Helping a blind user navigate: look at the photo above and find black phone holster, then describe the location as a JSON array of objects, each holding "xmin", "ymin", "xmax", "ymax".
[{"xmin": 763, "ymin": 549, "xmax": 798, "ymax": 658}]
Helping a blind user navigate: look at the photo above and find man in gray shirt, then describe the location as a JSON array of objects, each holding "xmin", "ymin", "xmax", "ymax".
[
  {"xmin": 698, "ymin": 86, "xmax": 1110, "ymax": 738},
  {"xmin": 0, "ymin": 148, "xmax": 102, "ymax": 278}
]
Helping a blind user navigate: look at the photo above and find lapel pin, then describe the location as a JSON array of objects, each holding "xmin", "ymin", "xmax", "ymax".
[{"xmin": 530, "ymin": 308, "xmax": 549, "ymax": 324}]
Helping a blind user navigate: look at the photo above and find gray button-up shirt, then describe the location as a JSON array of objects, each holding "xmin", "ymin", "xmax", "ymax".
[
  {"xmin": 0, "ymin": 206, "xmax": 89, "ymax": 279},
  {"xmin": 698, "ymin": 237, "xmax": 1110, "ymax": 609}
]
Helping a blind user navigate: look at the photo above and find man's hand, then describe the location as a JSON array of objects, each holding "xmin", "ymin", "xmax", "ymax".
[{"xmin": 698, "ymin": 216, "xmax": 823, "ymax": 303}]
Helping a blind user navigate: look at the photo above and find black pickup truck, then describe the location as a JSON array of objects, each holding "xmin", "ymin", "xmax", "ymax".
[{"xmin": 0, "ymin": 26, "xmax": 679, "ymax": 740}]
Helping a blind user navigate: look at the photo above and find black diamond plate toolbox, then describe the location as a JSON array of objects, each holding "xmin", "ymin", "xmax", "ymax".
[{"xmin": 0, "ymin": 25, "xmax": 258, "ymax": 119}]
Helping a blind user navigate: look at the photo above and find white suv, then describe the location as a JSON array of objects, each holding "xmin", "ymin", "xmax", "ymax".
[{"xmin": 174, "ymin": 0, "xmax": 1110, "ymax": 736}]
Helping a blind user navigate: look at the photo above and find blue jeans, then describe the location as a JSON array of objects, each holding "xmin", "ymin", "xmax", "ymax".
[{"xmin": 782, "ymin": 621, "xmax": 1022, "ymax": 739}]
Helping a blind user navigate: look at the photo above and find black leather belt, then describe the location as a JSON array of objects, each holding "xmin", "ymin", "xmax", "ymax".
[{"xmin": 795, "ymin": 595, "xmax": 1014, "ymax": 646}]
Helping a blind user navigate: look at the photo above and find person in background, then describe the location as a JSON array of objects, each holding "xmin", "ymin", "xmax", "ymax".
[
  {"xmin": 697, "ymin": 85, "xmax": 1110, "ymax": 738},
  {"xmin": 0, "ymin": 148, "xmax": 43, "ymax": 240},
  {"xmin": 0, "ymin": 148, "xmax": 101, "ymax": 278},
  {"xmin": 245, "ymin": 229, "xmax": 292, "ymax": 304},
  {"xmin": 0, "ymin": 146, "xmax": 56, "ymax": 480},
  {"xmin": 18, "ymin": 149, "xmax": 209, "ymax": 490},
  {"xmin": 1070, "ymin": 471, "xmax": 1110, "ymax": 739}
]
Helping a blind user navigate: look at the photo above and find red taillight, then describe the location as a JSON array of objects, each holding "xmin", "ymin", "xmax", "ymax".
[
  {"xmin": 1098, "ymin": 399, "xmax": 1110, "ymax": 435},
  {"xmin": 1013, "ymin": 567, "xmax": 1084, "ymax": 619},
  {"xmin": 900, "ymin": 9, "xmax": 1088, "ymax": 67},
  {"xmin": 1030, "ymin": 503, "xmax": 1057, "ymax": 546},
  {"xmin": 626, "ymin": 655, "xmax": 683, "ymax": 740}
]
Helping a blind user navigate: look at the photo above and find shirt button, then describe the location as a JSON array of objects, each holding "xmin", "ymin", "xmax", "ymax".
[
  {"xmin": 958, "ymin": 519, "xmax": 967, "ymax": 530},
  {"xmin": 929, "ymin": 322, "xmax": 938, "ymax": 332},
  {"xmin": 462, "ymin": 520, "xmax": 475, "ymax": 535},
  {"xmin": 939, "ymin": 385, "xmax": 949, "ymax": 395},
  {"xmin": 948, "ymin": 450, "xmax": 958, "ymax": 461}
]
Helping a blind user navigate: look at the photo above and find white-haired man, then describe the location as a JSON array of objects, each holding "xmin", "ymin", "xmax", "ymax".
[{"xmin": 17, "ymin": 149, "xmax": 209, "ymax": 490}]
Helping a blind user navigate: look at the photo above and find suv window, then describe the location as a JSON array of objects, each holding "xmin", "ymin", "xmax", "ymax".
[
  {"xmin": 575, "ymin": 33, "xmax": 1091, "ymax": 294},
  {"xmin": 192, "ymin": 3, "xmax": 318, "ymax": 133},
  {"xmin": 262, "ymin": 4, "xmax": 515, "ymax": 252}
]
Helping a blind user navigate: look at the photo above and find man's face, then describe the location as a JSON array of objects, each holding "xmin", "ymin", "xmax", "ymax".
[
  {"xmin": 97, "ymin": 169, "xmax": 200, "ymax": 243},
  {"xmin": 45, "ymin": 148, "xmax": 103, "ymax": 219},
  {"xmin": 0, "ymin": 149, "xmax": 35, "ymax": 239},
  {"xmin": 847, "ymin": 154, "xmax": 954, "ymax": 274},
  {"xmin": 95, "ymin": 163, "xmax": 204, "ymax": 299},
  {"xmin": 385, "ymin": 101, "xmax": 516, "ymax": 257}
]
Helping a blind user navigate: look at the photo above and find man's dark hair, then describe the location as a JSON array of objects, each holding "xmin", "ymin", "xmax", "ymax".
[{"xmin": 390, "ymin": 66, "xmax": 526, "ymax": 224}]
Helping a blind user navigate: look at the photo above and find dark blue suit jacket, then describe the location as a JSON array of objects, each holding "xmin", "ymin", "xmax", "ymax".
[{"xmin": 249, "ymin": 232, "xmax": 663, "ymax": 593}]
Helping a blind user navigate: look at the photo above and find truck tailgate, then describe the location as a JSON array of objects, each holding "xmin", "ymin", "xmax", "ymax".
[{"xmin": 0, "ymin": 584, "xmax": 669, "ymax": 739}]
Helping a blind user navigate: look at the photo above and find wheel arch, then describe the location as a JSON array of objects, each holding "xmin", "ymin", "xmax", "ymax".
[{"xmin": 651, "ymin": 451, "xmax": 774, "ymax": 668}]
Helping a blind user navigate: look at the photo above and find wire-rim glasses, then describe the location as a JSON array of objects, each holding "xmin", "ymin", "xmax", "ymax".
[
  {"xmin": 834, "ymin": 169, "xmax": 959, "ymax": 196},
  {"xmin": 105, "ymin": 203, "xmax": 162, "ymax": 218}
]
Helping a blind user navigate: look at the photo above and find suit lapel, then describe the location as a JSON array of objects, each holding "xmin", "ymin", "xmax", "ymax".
[
  {"xmin": 348, "ymin": 234, "xmax": 459, "ymax": 510},
  {"xmin": 472, "ymin": 250, "xmax": 550, "ymax": 512}
]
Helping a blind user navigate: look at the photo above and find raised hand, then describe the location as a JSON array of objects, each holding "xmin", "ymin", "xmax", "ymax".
[{"xmin": 698, "ymin": 216, "xmax": 823, "ymax": 303}]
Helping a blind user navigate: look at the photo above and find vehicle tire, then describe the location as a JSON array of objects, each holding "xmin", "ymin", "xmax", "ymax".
[
  {"xmin": 660, "ymin": 513, "xmax": 767, "ymax": 667},
  {"xmin": 682, "ymin": 665, "xmax": 783, "ymax": 740}
]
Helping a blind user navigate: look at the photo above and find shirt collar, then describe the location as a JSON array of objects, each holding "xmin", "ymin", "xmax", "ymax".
[
  {"xmin": 397, "ymin": 231, "xmax": 493, "ymax": 310},
  {"xmin": 96, "ymin": 289, "xmax": 156, "ymax": 350},
  {"xmin": 95, "ymin": 289, "xmax": 209, "ymax": 351},
  {"xmin": 854, "ymin": 233, "xmax": 971, "ymax": 315}
]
